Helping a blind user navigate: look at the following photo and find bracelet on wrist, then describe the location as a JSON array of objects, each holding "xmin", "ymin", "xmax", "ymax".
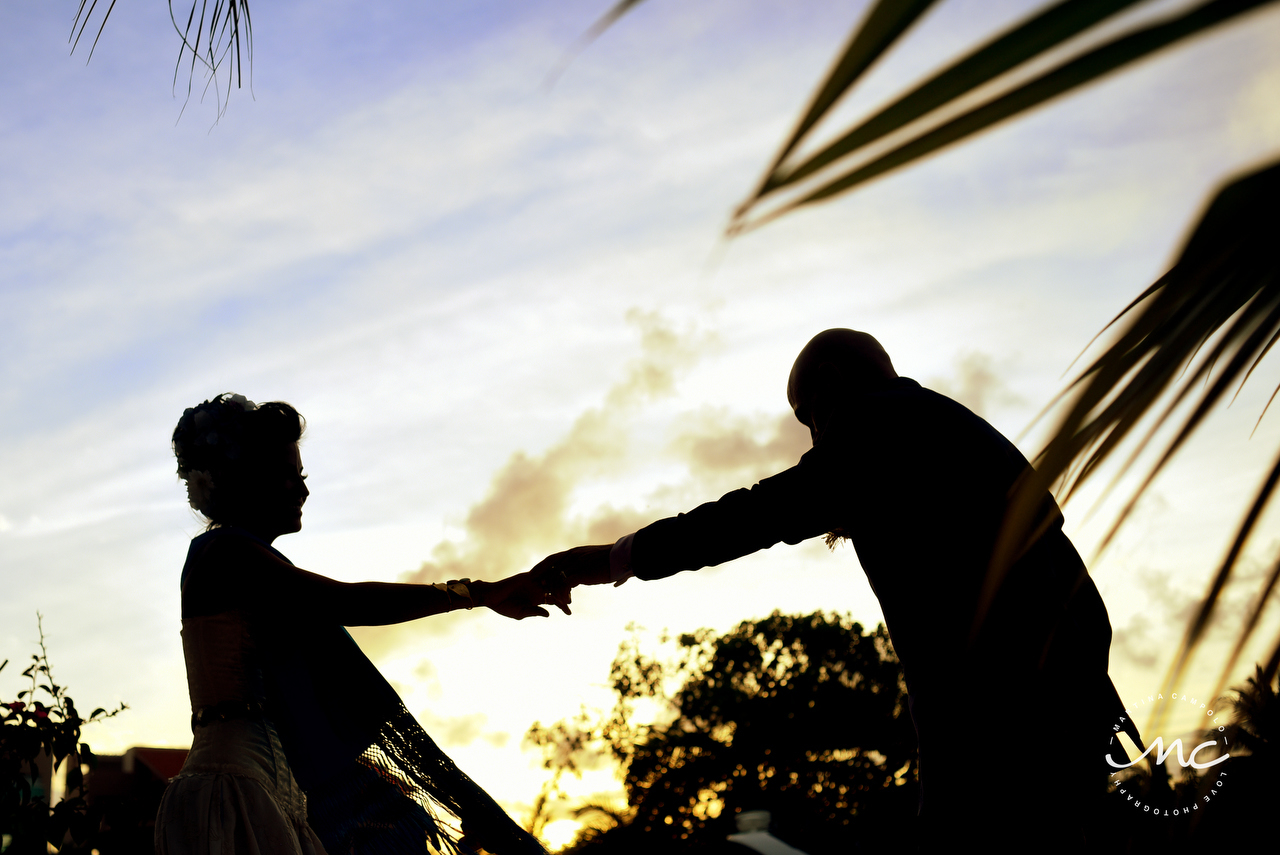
[{"xmin": 430, "ymin": 578, "xmax": 475, "ymax": 610}]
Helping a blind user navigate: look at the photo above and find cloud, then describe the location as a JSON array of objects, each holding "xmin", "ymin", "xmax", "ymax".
[
  {"xmin": 1230, "ymin": 61, "xmax": 1280, "ymax": 152},
  {"xmin": 1117, "ymin": 556, "xmax": 1280, "ymax": 666},
  {"xmin": 349, "ymin": 312, "xmax": 816, "ymax": 662},
  {"xmin": 673, "ymin": 409, "xmax": 810, "ymax": 477},
  {"xmin": 1112, "ymin": 612, "xmax": 1160, "ymax": 669},
  {"xmin": 416, "ymin": 709, "xmax": 510, "ymax": 749},
  {"xmin": 411, "ymin": 659, "xmax": 444, "ymax": 701},
  {"xmin": 352, "ymin": 310, "xmax": 712, "ymax": 656},
  {"xmin": 927, "ymin": 351, "xmax": 1023, "ymax": 419},
  {"xmin": 663, "ymin": 407, "xmax": 810, "ymax": 499}
]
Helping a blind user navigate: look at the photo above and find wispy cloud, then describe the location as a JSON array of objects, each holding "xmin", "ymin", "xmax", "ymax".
[
  {"xmin": 353, "ymin": 310, "xmax": 714, "ymax": 655},
  {"xmin": 926, "ymin": 351, "xmax": 1024, "ymax": 420},
  {"xmin": 417, "ymin": 710, "xmax": 511, "ymax": 749},
  {"xmin": 351, "ymin": 313, "xmax": 818, "ymax": 661},
  {"xmin": 661, "ymin": 407, "xmax": 809, "ymax": 502}
]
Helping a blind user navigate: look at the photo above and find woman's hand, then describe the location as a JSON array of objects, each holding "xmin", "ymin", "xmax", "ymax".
[{"xmin": 472, "ymin": 571, "xmax": 572, "ymax": 620}]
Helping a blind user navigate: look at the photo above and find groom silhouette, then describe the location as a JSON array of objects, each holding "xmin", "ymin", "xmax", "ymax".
[{"xmin": 537, "ymin": 329, "xmax": 1131, "ymax": 848}]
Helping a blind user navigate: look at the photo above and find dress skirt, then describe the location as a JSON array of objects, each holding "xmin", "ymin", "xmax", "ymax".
[{"xmin": 155, "ymin": 718, "xmax": 328, "ymax": 855}]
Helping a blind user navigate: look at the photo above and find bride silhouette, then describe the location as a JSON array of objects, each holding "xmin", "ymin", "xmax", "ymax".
[{"xmin": 156, "ymin": 393, "xmax": 554, "ymax": 855}]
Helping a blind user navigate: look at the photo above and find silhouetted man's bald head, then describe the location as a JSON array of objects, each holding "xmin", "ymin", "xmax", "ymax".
[{"xmin": 788, "ymin": 330, "xmax": 897, "ymax": 437}]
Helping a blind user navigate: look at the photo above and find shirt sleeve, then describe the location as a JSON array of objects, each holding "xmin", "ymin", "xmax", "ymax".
[
  {"xmin": 609, "ymin": 532, "xmax": 636, "ymax": 584},
  {"xmin": 628, "ymin": 445, "xmax": 840, "ymax": 581}
]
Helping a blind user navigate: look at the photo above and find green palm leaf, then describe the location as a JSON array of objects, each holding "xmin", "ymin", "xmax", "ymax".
[
  {"xmin": 738, "ymin": 0, "xmax": 1145, "ymax": 216},
  {"xmin": 731, "ymin": 0, "xmax": 1279, "ymax": 232},
  {"xmin": 739, "ymin": 0, "xmax": 940, "ymax": 205},
  {"xmin": 992, "ymin": 162, "xmax": 1280, "ymax": 712}
]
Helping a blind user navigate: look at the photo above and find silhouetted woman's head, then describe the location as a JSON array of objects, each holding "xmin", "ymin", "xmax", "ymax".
[{"xmin": 173, "ymin": 394, "xmax": 308, "ymax": 537}]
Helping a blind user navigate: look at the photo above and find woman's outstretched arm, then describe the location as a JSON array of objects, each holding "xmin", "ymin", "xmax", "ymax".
[{"xmin": 182, "ymin": 531, "xmax": 562, "ymax": 624}]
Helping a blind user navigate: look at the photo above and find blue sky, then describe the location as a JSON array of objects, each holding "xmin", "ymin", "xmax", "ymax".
[{"xmin": 3, "ymin": 0, "xmax": 1280, "ymax": 846}]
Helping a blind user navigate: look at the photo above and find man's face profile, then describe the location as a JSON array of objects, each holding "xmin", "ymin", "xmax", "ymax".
[{"xmin": 789, "ymin": 376, "xmax": 825, "ymax": 446}]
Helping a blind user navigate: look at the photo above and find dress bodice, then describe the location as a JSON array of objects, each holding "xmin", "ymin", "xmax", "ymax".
[
  {"xmin": 175, "ymin": 611, "xmax": 310, "ymax": 823},
  {"xmin": 181, "ymin": 612, "xmax": 267, "ymax": 712}
]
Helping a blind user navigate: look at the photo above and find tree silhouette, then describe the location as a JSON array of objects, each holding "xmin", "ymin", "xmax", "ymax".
[{"xmin": 526, "ymin": 612, "xmax": 919, "ymax": 853}]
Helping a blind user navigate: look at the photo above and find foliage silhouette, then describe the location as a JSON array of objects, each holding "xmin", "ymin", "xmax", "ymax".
[
  {"xmin": 526, "ymin": 612, "xmax": 918, "ymax": 853},
  {"xmin": 1, "ymin": 616, "xmax": 126, "ymax": 854}
]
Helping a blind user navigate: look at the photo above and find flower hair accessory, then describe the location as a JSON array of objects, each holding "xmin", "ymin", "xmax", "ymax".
[{"xmin": 173, "ymin": 393, "xmax": 262, "ymax": 517}]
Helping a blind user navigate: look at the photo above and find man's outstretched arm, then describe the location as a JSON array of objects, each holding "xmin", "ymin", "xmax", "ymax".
[{"xmin": 533, "ymin": 453, "xmax": 839, "ymax": 594}]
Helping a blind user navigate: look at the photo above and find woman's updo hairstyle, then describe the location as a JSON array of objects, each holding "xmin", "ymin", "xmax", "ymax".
[{"xmin": 173, "ymin": 393, "xmax": 305, "ymax": 526}]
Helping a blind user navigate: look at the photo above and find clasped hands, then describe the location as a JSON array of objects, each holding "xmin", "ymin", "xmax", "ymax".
[{"xmin": 475, "ymin": 544, "xmax": 614, "ymax": 620}]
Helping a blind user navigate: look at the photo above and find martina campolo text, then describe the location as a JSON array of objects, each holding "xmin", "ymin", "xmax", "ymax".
[{"xmin": 1106, "ymin": 692, "xmax": 1231, "ymax": 817}]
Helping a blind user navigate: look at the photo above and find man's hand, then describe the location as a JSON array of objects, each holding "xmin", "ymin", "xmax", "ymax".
[
  {"xmin": 471, "ymin": 571, "xmax": 571, "ymax": 620},
  {"xmin": 530, "ymin": 544, "xmax": 614, "ymax": 601}
]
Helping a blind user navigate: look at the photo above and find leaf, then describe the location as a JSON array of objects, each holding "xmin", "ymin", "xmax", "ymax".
[
  {"xmin": 750, "ymin": 0, "xmax": 1146, "ymax": 207},
  {"xmin": 545, "ymin": 0, "xmax": 648, "ymax": 88},
  {"xmin": 992, "ymin": 160, "xmax": 1280, "ymax": 713},
  {"xmin": 70, "ymin": 2, "xmax": 256, "ymax": 118},
  {"xmin": 751, "ymin": 0, "xmax": 939, "ymax": 187},
  {"xmin": 733, "ymin": 0, "xmax": 1280, "ymax": 231},
  {"xmin": 65, "ymin": 763, "xmax": 84, "ymax": 793}
]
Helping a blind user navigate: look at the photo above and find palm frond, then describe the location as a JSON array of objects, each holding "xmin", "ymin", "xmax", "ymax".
[
  {"xmin": 545, "ymin": 0, "xmax": 647, "ymax": 88},
  {"xmin": 70, "ymin": 0, "xmax": 120, "ymax": 62},
  {"xmin": 730, "ymin": 0, "xmax": 1280, "ymax": 233},
  {"xmin": 989, "ymin": 162, "xmax": 1280, "ymax": 712},
  {"xmin": 170, "ymin": 1, "xmax": 253, "ymax": 118},
  {"xmin": 1213, "ymin": 549, "xmax": 1280, "ymax": 701},
  {"xmin": 72, "ymin": 2, "xmax": 253, "ymax": 117},
  {"xmin": 737, "ymin": 0, "xmax": 940, "ymax": 210}
]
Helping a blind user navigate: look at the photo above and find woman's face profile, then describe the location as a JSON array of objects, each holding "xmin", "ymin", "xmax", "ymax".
[{"xmin": 238, "ymin": 441, "xmax": 309, "ymax": 542}]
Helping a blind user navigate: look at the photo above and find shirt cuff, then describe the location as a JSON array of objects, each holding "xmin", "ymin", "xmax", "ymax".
[{"xmin": 609, "ymin": 532, "xmax": 636, "ymax": 585}]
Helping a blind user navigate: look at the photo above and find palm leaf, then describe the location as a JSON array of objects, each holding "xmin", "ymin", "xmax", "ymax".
[
  {"xmin": 544, "ymin": 0, "xmax": 647, "ymax": 88},
  {"xmin": 738, "ymin": 0, "xmax": 940, "ymax": 208},
  {"xmin": 72, "ymin": 1, "xmax": 253, "ymax": 115},
  {"xmin": 1212, "ymin": 508, "xmax": 1280, "ymax": 696},
  {"xmin": 70, "ymin": 0, "xmax": 119, "ymax": 62},
  {"xmin": 731, "ymin": 0, "xmax": 1280, "ymax": 232},
  {"xmin": 740, "ymin": 0, "xmax": 1145, "ymax": 213},
  {"xmin": 987, "ymin": 162, "xmax": 1280, "ymax": 719}
]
